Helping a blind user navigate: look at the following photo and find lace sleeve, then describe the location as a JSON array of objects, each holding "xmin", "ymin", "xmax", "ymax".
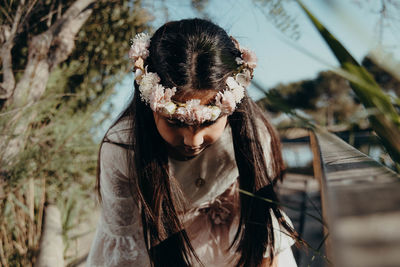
[
  {"xmin": 86, "ymin": 142, "xmax": 150, "ymax": 267},
  {"xmin": 264, "ymin": 210, "xmax": 296, "ymax": 258}
]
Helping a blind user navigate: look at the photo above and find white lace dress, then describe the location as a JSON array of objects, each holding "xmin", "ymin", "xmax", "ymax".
[{"xmin": 86, "ymin": 118, "xmax": 297, "ymax": 267}]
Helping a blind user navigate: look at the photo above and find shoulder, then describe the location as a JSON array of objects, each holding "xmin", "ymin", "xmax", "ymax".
[
  {"xmin": 100, "ymin": 116, "xmax": 134, "ymax": 181},
  {"xmin": 104, "ymin": 116, "xmax": 133, "ymax": 145}
]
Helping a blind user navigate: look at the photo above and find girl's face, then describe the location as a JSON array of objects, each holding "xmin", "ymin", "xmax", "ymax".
[{"xmin": 153, "ymin": 90, "xmax": 228, "ymax": 160}]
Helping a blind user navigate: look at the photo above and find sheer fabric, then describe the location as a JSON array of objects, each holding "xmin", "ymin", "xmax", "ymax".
[{"xmin": 86, "ymin": 118, "xmax": 296, "ymax": 267}]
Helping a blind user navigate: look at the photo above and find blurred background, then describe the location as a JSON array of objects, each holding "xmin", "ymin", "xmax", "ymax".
[{"xmin": 0, "ymin": 0, "xmax": 399, "ymax": 266}]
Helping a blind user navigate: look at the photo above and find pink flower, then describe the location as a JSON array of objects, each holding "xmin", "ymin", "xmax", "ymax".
[
  {"xmin": 241, "ymin": 47, "xmax": 257, "ymax": 69},
  {"xmin": 163, "ymin": 87, "xmax": 177, "ymax": 102},
  {"xmin": 208, "ymin": 199, "xmax": 232, "ymax": 225},
  {"xmin": 139, "ymin": 71, "xmax": 160, "ymax": 103},
  {"xmin": 216, "ymin": 91, "xmax": 236, "ymax": 114},
  {"xmin": 226, "ymin": 76, "xmax": 245, "ymax": 102},
  {"xmin": 198, "ymin": 198, "xmax": 233, "ymax": 225},
  {"xmin": 184, "ymin": 99, "xmax": 201, "ymax": 122},
  {"xmin": 195, "ymin": 106, "xmax": 213, "ymax": 123},
  {"xmin": 149, "ymin": 84, "xmax": 165, "ymax": 110},
  {"xmin": 129, "ymin": 33, "xmax": 151, "ymax": 61},
  {"xmin": 132, "ymin": 32, "xmax": 255, "ymax": 123},
  {"xmin": 175, "ymin": 107, "xmax": 188, "ymax": 122},
  {"xmin": 235, "ymin": 69, "xmax": 252, "ymax": 88},
  {"xmin": 174, "ymin": 104, "xmax": 221, "ymax": 124}
]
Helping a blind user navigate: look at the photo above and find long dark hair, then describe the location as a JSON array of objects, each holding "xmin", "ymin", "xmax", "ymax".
[{"xmin": 97, "ymin": 18, "xmax": 298, "ymax": 267}]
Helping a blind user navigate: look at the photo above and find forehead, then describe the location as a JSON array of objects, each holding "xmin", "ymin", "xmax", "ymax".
[{"xmin": 172, "ymin": 89, "xmax": 218, "ymax": 105}]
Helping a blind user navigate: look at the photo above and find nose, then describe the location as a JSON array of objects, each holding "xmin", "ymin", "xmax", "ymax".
[{"xmin": 183, "ymin": 128, "xmax": 204, "ymax": 147}]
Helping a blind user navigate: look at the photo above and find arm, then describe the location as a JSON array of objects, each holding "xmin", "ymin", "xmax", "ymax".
[
  {"xmin": 86, "ymin": 142, "xmax": 149, "ymax": 267},
  {"xmin": 262, "ymin": 210, "xmax": 298, "ymax": 267},
  {"xmin": 261, "ymin": 247, "xmax": 297, "ymax": 267}
]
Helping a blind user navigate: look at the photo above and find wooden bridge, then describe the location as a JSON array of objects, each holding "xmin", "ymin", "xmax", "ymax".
[{"xmin": 308, "ymin": 128, "xmax": 400, "ymax": 267}]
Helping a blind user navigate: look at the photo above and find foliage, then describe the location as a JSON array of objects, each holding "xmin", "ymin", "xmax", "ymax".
[
  {"xmin": 253, "ymin": 0, "xmax": 301, "ymax": 40},
  {"xmin": 257, "ymin": 56, "xmax": 400, "ymax": 129},
  {"xmin": 352, "ymin": 0, "xmax": 400, "ymax": 52},
  {"xmin": 362, "ymin": 56, "xmax": 400, "ymax": 97},
  {"xmin": 295, "ymin": 0, "xmax": 400, "ymax": 165},
  {"xmin": 191, "ymin": 0, "xmax": 210, "ymax": 13},
  {"xmin": 0, "ymin": 0, "xmax": 152, "ymax": 265}
]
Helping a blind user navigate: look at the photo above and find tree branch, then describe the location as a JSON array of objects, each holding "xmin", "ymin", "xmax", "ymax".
[
  {"xmin": 47, "ymin": 0, "xmax": 56, "ymax": 27},
  {"xmin": 11, "ymin": 0, "xmax": 95, "ymax": 107},
  {"xmin": 20, "ymin": 0, "xmax": 39, "ymax": 30},
  {"xmin": 0, "ymin": 5, "xmax": 14, "ymax": 25},
  {"xmin": 0, "ymin": 0, "xmax": 25, "ymax": 100}
]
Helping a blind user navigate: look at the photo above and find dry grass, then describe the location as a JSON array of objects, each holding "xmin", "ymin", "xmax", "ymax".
[{"xmin": 0, "ymin": 178, "xmax": 45, "ymax": 267}]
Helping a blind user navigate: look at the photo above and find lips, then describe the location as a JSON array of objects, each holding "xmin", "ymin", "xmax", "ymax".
[
  {"xmin": 183, "ymin": 146, "xmax": 204, "ymax": 154},
  {"xmin": 167, "ymin": 144, "xmax": 210, "ymax": 160}
]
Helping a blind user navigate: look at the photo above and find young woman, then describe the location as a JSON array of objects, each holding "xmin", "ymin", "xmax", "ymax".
[{"xmin": 87, "ymin": 18, "xmax": 299, "ymax": 267}]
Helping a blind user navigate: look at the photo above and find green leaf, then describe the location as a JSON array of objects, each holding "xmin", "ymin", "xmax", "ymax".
[{"xmin": 296, "ymin": 0, "xmax": 400, "ymax": 164}]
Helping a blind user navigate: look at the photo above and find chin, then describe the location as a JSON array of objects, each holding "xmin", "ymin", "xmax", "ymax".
[{"xmin": 180, "ymin": 148, "xmax": 204, "ymax": 157}]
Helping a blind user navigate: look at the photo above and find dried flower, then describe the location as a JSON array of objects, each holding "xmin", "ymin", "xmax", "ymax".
[
  {"xmin": 131, "ymin": 32, "xmax": 257, "ymax": 124},
  {"xmin": 241, "ymin": 47, "xmax": 257, "ymax": 69},
  {"xmin": 163, "ymin": 102, "xmax": 177, "ymax": 115},
  {"xmin": 129, "ymin": 33, "xmax": 151, "ymax": 61}
]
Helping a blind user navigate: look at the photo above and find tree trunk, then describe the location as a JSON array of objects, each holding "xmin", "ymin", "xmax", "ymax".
[
  {"xmin": 35, "ymin": 205, "xmax": 64, "ymax": 267},
  {"xmin": 1, "ymin": 0, "xmax": 95, "ymax": 163}
]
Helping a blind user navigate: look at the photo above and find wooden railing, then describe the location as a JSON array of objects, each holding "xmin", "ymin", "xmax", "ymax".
[{"xmin": 309, "ymin": 128, "xmax": 400, "ymax": 267}]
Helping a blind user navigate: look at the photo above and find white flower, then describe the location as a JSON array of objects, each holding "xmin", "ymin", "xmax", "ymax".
[
  {"xmin": 226, "ymin": 76, "xmax": 238, "ymax": 90},
  {"xmin": 194, "ymin": 106, "xmax": 212, "ymax": 123},
  {"xmin": 216, "ymin": 91, "xmax": 236, "ymax": 114},
  {"xmin": 231, "ymin": 86, "xmax": 244, "ymax": 103},
  {"xmin": 185, "ymin": 99, "xmax": 201, "ymax": 112},
  {"xmin": 235, "ymin": 57, "xmax": 244, "ymax": 65},
  {"xmin": 149, "ymin": 84, "xmax": 165, "ymax": 110},
  {"xmin": 210, "ymin": 106, "xmax": 221, "ymax": 120},
  {"xmin": 226, "ymin": 76, "xmax": 245, "ymax": 103},
  {"xmin": 235, "ymin": 69, "xmax": 252, "ymax": 88},
  {"xmin": 163, "ymin": 87, "xmax": 177, "ymax": 102},
  {"xmin": 179, "ymin": 99, "xmax": 217, "ymax": 124},
  {"xmin": 134, "ymin": 68, "xmax": 143, "ymax": 82},
  {"xmin": 129, "ymin": 33, "xmax": 151, "ymax": 61},
  {"xmin": 175, "ymin": 107, "xmax": 188, "ymax": 122},
  {"xmin": 240, "ymin": 47, "xmax": 257, "ymax": 69},
  {"xmin": 131, "ymin": 32, "xmax": 255, "ymax": 123},
  {"xmin": 139, "ymin": 72, "xmax": 160, "ymax": 103},
  {"xmin": 163, "ymin": 102, "xmax": 177, "ymax": 115}
]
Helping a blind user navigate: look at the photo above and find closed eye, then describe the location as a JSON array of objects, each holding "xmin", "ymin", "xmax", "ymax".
[
  {"xmin": 201, "ymin": 120, "xmax": 217, "ymax": 127},
  {"xmin": 166, "ymin": 119, "xmax": 186, "ymax": 128}
]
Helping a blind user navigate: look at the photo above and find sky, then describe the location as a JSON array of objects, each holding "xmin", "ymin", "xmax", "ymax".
[{"xmin": 102, "ymin": 0, "xmax": 399, "ymax": 132}]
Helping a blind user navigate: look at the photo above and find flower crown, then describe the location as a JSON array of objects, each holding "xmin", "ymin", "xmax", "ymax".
[{"xmin": 129, "ymin": 33, "xmax": 257, "ymax": 124}]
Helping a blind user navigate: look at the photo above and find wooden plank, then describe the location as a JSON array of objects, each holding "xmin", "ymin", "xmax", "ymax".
[
  {"xmin": 310, "ymin": 128, "xmax": 400, "ymax": 267},
  {"xmin": 309, "ymin": 130, "xmax": 332, "ymax": 266}
]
